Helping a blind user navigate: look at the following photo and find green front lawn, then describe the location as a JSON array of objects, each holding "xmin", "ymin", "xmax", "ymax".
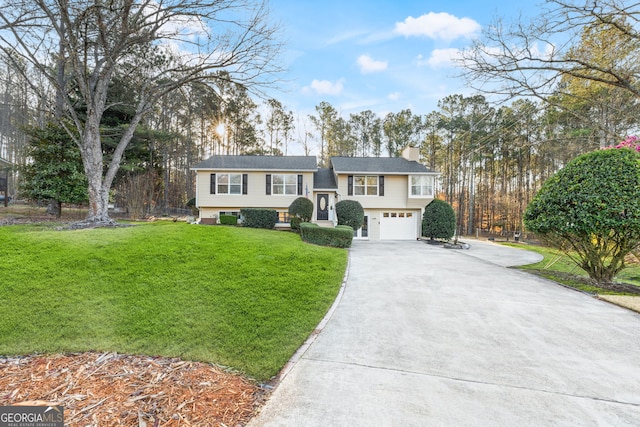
[
  {"xmin": 0, "ymin": 222, "xmax": 348, "ymax": 381},
  {"xmin": 504, "ymin": 243, "xmax": 640, "ymax": 294}
]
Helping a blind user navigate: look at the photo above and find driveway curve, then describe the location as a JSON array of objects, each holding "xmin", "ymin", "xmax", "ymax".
[{"xmin": 249, "ymin": 240, "xmax": 640, "ymax": 426}]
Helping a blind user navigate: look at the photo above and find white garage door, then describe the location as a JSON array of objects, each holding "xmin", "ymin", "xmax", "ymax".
[{"xmin": 380, "ymin": 211, "xmax": 417, "ymax": 240}]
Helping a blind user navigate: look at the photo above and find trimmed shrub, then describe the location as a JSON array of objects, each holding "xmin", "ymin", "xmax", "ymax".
[
  {"xmin": 219, "ymin": 214, "xmax": 238, "ymax": 225},
  {"xmin": 240, "ymin": 208, "xmax": 277, "ymax": 229},
  {"xmin": 289, "ymin": 197, "xmax": 314, "ymax": 220},
  {"xmin": 422, "ymin": 199, "xmax": 456, "ymax": 240},
  {"xmin": 335, "ymin": 199, "xmax": 364, "ymax": 230},
  {"xmin": 300, "ymin": 223, "xmax": 353, "ymax": 248},
  {"xmin": 288, "ymin": 197, "xmax": 314, "ymax": 231},
  {"xmin": 290, "ymin": 216, "xmax": 302, "ymax": 231}
]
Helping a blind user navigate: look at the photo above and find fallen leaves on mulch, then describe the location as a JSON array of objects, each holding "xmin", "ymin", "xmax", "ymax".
[{"xmin": 0, "ymin": 352, "xmax": 268, "ymax": 426}]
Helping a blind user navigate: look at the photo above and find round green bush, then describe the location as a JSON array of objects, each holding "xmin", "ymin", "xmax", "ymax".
[
  {"xmin": 289, "ymin": 197, "xmax": 314, "ymax": 231},
  {"xmin": 524, "ymin": 147, "xmax": 640, "ymax": 283},
  {"xmin": 335, "ymin": 199, "xmax": 364, "ymax": 230},
  {"xmin": 289, "ymin": 197, "xmax": 314, "ymax": 220},
  {"xmin": 422, "ymin": 199, "xmax": 455, "ymax": 240}
]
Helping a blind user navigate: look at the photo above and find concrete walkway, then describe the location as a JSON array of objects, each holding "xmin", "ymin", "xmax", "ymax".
[{"xmin": 249, "ymin": 240, "xmax": 640, "ymax": 426}]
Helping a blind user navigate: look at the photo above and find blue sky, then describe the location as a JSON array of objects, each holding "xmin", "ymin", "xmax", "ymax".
[{"xmin": 265, "ymin": 0, "xmax": 540, "ymax": 118}]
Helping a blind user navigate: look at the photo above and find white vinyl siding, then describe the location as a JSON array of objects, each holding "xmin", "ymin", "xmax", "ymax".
[
  {"xmin": 196, "ymin": 171, "xmax": 314, "ymax": 212},
  {"xmin": 338, "ymin": 175, "xmax": 427, "ymax": 210}
]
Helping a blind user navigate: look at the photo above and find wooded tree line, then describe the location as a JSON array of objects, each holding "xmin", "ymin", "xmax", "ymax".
[{"xmin": 0, "ymin": 0, "xmax": 638, "ymax": 231}]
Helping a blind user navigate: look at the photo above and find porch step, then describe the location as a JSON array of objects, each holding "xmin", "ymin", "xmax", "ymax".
[{"xmin": 316, "ymin": 220, "xmax": 335, "ymax": 228}]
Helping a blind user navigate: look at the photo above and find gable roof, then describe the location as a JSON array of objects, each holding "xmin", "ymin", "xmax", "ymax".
[
  {"xmin": 192, "ymin": 155, "xmax": 317, "ymax": 171},
  {"xmin": 330, "ymin": 156, "xmax": 436, "ymax": 175},
  {"xmin": 313, "ymin": 168, "xmax": 338, "ymax": 190}
]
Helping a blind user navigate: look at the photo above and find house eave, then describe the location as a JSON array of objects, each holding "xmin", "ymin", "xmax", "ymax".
[
  {"xmin": 191, "ymin": 167, "xmax": 318, "ymax": 173},
  {"xmin": 333, "ymin": 170, "xmax": 440, "ymax": 176}
]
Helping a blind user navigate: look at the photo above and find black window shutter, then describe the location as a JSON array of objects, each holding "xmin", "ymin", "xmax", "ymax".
[
  {"xmin": 297, "ymin": 174, "xmax": 303, "ymax": 195},
  {"xmin": 210, "ymin": 174, "xmax": 216, "ymax": 194},
  {"xmin": 348, "ymin": 175, "xmax": 353, "ymax": 196},
  {"xmin": 266, "ymin": 174, "xmax": 271, "ymax": 195},
  {"xmin": 379, "ymin": 176, "xmax": 384, "ymax": 196},
  {"xmin": 242, "ymin": 174, "xmax": 248, "ymax": 195}
]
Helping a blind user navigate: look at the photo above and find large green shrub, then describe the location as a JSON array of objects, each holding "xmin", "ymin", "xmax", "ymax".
[
  {"xmin": 289, "ymin": 197, "xmax": 314, "ymax": 231},
  {"xmin": 335, "ymin": 199, "xmax": 364, "ymax": 230},
  {"xmin": 422, "ymin": 199, "xmax": 456, "ymax": 241},
  {"xmin": 524, "ymin": 147, "xmax": 640, "ymax": 283},
  {"xmin": 240, "ymin": 208, "xmax": 277, "ymax": 229},
  {"xmin": 300, "ymin": 223, "xmax": 353, "ymax": 248}
]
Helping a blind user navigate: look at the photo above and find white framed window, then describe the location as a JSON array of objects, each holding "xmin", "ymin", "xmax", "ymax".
[
  {"xmin": 410, "ymin": 175, "xmax": 434, "ymax": 197},
  {"xmin": 354, "ymin": 175, "xmax": 378, "ymax": 196},
  {"xmin": 217, "ymin": 173, "xmax": 243, "ymax": 195},
  {"xmin": 272, "ymin": 174, "xmax": 298, "ymax": 195}
]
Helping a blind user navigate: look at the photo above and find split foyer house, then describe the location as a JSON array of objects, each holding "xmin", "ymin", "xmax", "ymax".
[{"xmin": 192, "ymin": 146, "xmax": 440, "ymax": 240}]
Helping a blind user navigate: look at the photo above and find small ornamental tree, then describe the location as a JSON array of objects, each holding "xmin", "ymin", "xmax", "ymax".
[
  {"xmin": 422, "ymin": 199, "xmax": 456, "ymax": 241},
  {"xmin": 524, "ymin": 145, "xmax": 640, "ymax": 284},
  {"xmin": 288, "ymin": 197, "xmax": 314, "ymax": 231},
  {"xmin": 335, "ymin": 199, "xmax": 364, "ymax": 230}
]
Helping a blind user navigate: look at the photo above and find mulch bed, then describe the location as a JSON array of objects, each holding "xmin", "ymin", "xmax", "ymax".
[
  {"xmin": 527, "ymin": 269, "xmax": 640, "ymax": 295},
  {"xmin": 0, "ymin": 352, "xmax": 268, "ymax": 426}
]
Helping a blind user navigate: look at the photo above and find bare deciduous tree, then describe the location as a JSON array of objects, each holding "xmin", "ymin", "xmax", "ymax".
[
  {"xmin": 459, "ymin": 0, "xmax": 640, "ymax": 104},
  {"xmin": 0, "ymin": 0, "xmax": 282, "ymax": 224}
]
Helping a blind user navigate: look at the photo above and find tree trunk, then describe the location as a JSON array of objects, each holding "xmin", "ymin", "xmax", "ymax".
[
  {"xmin": 80, "ymin": 117, "xmax": 112, "ymax": 224},
  {"xmin": 84, "ymin": 154, "xmax": 111, "ymax": 223},
  {"xmin": 79, "ymin": 105, "xmax": 143, "ymax": 226},
  {"xmin": 46, "ymin": 200, "xmax": 61, "ymax": 217}
]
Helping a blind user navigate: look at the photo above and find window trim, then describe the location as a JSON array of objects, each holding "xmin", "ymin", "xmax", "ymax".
[
  {"xmin": 215, "ymin": 173, "xmax": 246, "ymax": 195},
  {"xmin": 267, "ymin": 173, "xmax": 303, "ymax": 196},
  {"xmin": 349, "ymin": 175, "xmax": 381, "ymax": 197},
  {"xmin": 408, "ymin": 175, "xmax": 434, "ymax": 198},
  {"xmin": 215, "ymin": 172, "xmax": 247, "ymax": 196}
]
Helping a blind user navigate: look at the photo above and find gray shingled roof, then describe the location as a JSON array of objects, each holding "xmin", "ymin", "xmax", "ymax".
[
  {"xmin": 313, "ymin": 168, "xmax": 338, "ymax": 189},
  {"xmin": 192, "ymin": 155, "xmax": 317, "ymax": 171},
  {"xmin": 330, "ymin": 156, "xmax": 435, "ymax": 174}
]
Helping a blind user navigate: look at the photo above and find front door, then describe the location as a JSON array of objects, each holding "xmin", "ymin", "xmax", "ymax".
[{"xmin": 317, "ymin": 194, "xmax": 329, "ymax": 220}]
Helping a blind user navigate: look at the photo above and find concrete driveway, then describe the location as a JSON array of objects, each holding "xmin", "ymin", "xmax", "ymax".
[{"xmin": 249, "ymin": 240, "xmax": 640, "ymax": 426}]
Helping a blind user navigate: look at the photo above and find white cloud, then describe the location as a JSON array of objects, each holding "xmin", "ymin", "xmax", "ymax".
[
  {"xmin": 394, "ymin": 12, "xmax": 480, "ymax": 41},
  {"xmin": 357, "ymin": 54, "xmax": 388, "ymax": 74},
  {"xmin": 304, "ymin": 79, "xmax": 345, "ymax": 96},
  {"xmin": 388, "ymin": 92, "xmax": 401, "ymax": 101},
  {"xmin": 424, "ymin": 48, "xmax": 462, "ymax": 68}
]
